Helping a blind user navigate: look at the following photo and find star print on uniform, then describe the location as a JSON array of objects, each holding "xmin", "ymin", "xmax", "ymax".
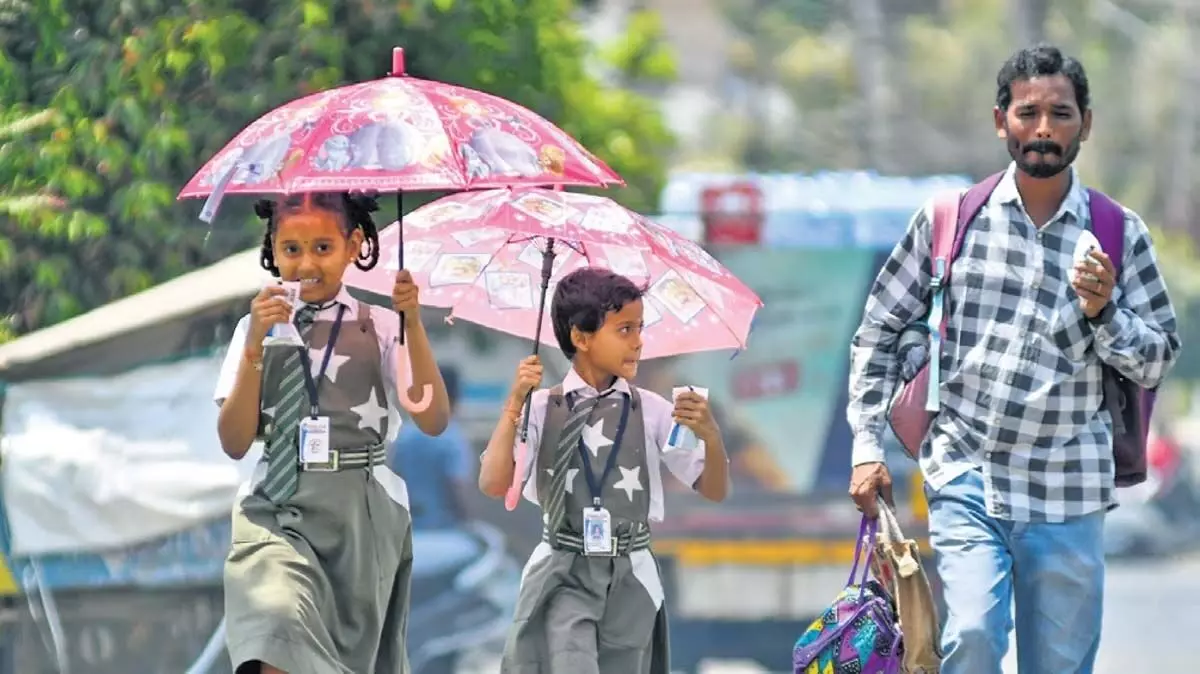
[
  {"xmin": 309, "ymin": 347, "xmax": 351, "ymax": 383},
  {"xmin": 546, "ymin": 467, "xmax": 581, "ymax": 494},
  {"xmin": 580, "ymin": 419, "xmax": 613, "ymax": 458},
  {"xmin": 612, "ymin": 466, "xmax": 643, "ymax": 501},
  {"xmin": 349, "ymin": 387, "xmax": 389, "ymax": 434},
  {"xmin": 260, "ymin": 404, "xmax": 277, "ymax": 434}
]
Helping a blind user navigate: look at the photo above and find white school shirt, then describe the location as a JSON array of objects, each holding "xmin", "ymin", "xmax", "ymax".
[
  {"xmin": 511, "ymin": 368, "xmax": 707, "ymax": 523},
  {"xmin": 213, "ymin": 285, "xmax": 412, "ymax": 508},
  {"xmin": 212, "ymin": 285, "xmax": 405, "ymax": 426}
]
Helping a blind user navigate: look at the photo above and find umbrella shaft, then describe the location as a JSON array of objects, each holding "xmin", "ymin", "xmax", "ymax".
[
  {"xmin": 397, "ymin": 191, "xmax": 406, "ymax": 345},
  {"xmin": 520, "ymin": 238, "xmax": 557, "ymax": 442}
]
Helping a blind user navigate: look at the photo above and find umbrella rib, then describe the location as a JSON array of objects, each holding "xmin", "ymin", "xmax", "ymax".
[{"xmin": 275, "ymin": 98, "xmax": 339, "ymax": 194}]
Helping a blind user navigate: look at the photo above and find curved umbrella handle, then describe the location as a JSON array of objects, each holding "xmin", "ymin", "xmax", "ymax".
[
  {"xmin": 504, "ymin": 439, "xmax": 529, "ymax": 511},
  {"xmin": 394, "ymin": 346, "xmax": 434, "ymax": 414}
]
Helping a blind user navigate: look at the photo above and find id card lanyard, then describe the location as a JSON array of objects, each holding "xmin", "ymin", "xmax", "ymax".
[
  {"xmin": 296, "ymin": 304, "xmax": 348, "ymax": 418},
  {"xmin": 575, "ymin": 392, "xmax": 632, "ymax": 509}
]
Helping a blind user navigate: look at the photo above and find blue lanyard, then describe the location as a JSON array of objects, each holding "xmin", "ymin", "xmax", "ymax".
[
  {"xmin": 296, "ymin": 304, "xmax": 347, "ymax": 418},
  {"xmin": 572, "ymin": 391, "xmax": 632, "ymax": 509}
]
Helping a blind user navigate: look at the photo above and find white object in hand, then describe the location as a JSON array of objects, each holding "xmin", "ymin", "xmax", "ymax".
[
  {"xmin": 1072, "ymin": 230, "xmax": 1103, "ymax": 286},
  {"xmin": 263, "ymin": 280, "xmax": 305, "ymax": 347},
  {"xmin": 667, "ymin": 386, "xmax": 709, "ymax": 451},
  {"xmin": 1073, "ymin": 230, "xmax": 1102, "ymax": 264}
]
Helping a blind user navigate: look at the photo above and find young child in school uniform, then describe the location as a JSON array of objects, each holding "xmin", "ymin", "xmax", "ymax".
[
  {"xmin": 478, "ymin": 267, "xmax": 731, "ymax": 674},
  {"xmin": 212, "ymin": 192, "xmax": 451, "ymax": 674}
]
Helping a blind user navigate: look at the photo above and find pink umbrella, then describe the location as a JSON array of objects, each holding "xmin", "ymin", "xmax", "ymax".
[
  {"xmin": 178, "ymin": 48, "xmax": 625, "ymax": 413},
  {"xmin": 341, "ymin": 186, "xmax": 764, "ymax": 509},
  {"xmin": 343, "ymin": 187, "xmax": 762, "ymax": 358},
  {"xmin": 177, "ymin": 48, "xmax": 623, "ymax": 199}
]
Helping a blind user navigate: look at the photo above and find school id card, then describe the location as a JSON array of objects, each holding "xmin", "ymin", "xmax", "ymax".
[
  {"xmin": 298, "ymin": 416, "xmax": 331, "ymax": 463},
  {"xmin": 583, "ymin": 506, "xmax": 614, "ymax": 555}
]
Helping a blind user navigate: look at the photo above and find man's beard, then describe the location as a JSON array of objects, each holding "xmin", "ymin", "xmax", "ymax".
[{"xmin": 1006, "ymin": 131, "xmax": 1081, "ymax": 179}]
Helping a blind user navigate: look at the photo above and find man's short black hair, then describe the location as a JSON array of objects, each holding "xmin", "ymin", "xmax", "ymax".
[
  {"xmin": 996, "ymin": 43, "xmax": 1090, "ymax": 112},
  {"xmin": 550, "ymin": 268, "xmax": 644, "ymax": 359}
]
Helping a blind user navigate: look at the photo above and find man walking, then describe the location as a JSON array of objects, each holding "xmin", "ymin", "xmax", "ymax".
[{"xmin": 846, "ymin": 44, "xmax": 1180, "ymax": 673}]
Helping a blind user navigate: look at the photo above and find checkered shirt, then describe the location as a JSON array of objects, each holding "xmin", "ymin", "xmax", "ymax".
[{"xmin": 847, "ymin": 164, "xmax": 1181, "ymax": 522}]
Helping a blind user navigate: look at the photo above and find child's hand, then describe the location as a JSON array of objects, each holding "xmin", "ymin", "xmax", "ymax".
[
  {"xmin": 509, "ymin": 355, "xmax": 543, "ymax": 403},
  {"xmin": 392, "ymin": 270, "xmax": 421, "ymax": 324},
  {"xmin": 248, "ymin": 286, "xmax": 292, "ymax": 342},
  {"xmin": 673, "ymin": 391, "xmax": 718, "ymax": 442}
]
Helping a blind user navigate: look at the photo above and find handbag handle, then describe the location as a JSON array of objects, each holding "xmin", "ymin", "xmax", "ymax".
[
  {"xmin": 874, "ymin": 496, "xmax": 907, "ymax": 544},
  {"xmin": 846, "ymin": 516, "xmax": 878, "ymax": 589},
  {"xmin": 875, "ymin": 496, "xmax": 921, "ymax": 577}
]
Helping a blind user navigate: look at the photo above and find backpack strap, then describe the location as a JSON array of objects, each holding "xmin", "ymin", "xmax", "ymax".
[
  {"xmin": 922, "ymin": 171, "xmax": 1004, "ymax": 412},
  {"xmin": 1086, "ymin": 189, "xmax": 1125, "ymax": 278}
]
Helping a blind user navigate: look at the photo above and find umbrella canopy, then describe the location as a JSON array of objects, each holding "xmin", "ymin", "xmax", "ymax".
[
  {"xmin": 178, "ymin": 48, "xmax": 623, "ymax": 200},
  {"xmin": 343, "ymin": 188, "xmax": 763, "ymax": 360}
]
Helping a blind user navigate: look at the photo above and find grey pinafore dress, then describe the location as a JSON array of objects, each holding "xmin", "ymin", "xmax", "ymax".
[
  {"xmin": 501, "ymin": 386, "xmax": 671, "ymax": 674},
  {"xmin": 224, "ymin": 300, "xmax": 414, "ymax": 674}
]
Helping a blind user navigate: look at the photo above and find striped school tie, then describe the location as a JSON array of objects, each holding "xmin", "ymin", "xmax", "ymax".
[
  {"xmin": 261, "ymin": 305, "xmax": 319, "ymax": 504},
  {"xmin": 544, "ymin": 394, "xmax": 601, "ymax": 536}
]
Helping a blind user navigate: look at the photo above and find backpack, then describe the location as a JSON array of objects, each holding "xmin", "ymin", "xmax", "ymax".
[{"xmin": 885, "ymin": 171, "xmax": 1154, "ymax": 487}]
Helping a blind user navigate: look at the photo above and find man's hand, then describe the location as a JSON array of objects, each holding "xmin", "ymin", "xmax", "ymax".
[
  {"xmin": 849, "ymin": 462, "xmax": 894, "ymax": 518},
  {"xmin": 1072, "ymin": 249, "xmax": 1116, "ymax": 319}
]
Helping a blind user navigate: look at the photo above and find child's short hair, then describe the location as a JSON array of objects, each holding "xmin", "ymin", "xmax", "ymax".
[
  {"xmin": 551, "ymin": 268, "xmax": 644, "ymax": 359},
  {"xmin": 255, "ymin": 192, "xmax": 382, "ymax": 277}
]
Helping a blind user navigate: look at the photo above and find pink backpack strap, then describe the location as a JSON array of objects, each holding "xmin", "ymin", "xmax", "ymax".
[
  {"xmin": 921, "ymin": 171, "xmax": 1003, "ymax": 411},
  {"xmin": 922, "ymin": 193, "xmax": 961, "ymax": 412}
]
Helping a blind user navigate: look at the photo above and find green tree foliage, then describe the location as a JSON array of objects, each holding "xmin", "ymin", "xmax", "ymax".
[{"xmin": 0, "ymin": 0, "xmax": 675, "ymax": 342}]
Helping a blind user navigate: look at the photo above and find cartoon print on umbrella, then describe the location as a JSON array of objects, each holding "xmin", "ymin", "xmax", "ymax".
[{"xmin": 312, "ymin": 120, "xmax": 425, "ymax": 173}]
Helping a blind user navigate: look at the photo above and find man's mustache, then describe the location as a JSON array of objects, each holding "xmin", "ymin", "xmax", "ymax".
[{"xmin": 1023, "ymin": 140, "xmax": 1063, "ymax": 155}]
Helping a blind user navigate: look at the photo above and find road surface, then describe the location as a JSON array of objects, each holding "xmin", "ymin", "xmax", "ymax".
[{"xmin": 464, "ymin": 551, "xmax": 1198, "ymax": 673}]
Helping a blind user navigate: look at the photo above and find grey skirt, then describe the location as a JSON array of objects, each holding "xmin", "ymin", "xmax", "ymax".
[
  {"xmin": 501, "ymin": 543, "xmax": 670, "ymax": 674},
  {"xmin": 224, "ymin": 464, "xmax": 413, "ymax": 674}
]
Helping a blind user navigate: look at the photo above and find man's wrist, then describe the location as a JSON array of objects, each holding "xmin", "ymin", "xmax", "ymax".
[
  {"xmin": 851, "ymin": 435, "xmax": 887, "ymax": 466},
  {"xmin": 1087, "ymin": 301, "xmax": 1117, "ymax": 326}
]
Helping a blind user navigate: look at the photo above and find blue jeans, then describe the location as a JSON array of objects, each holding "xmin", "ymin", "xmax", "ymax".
[{"xmin": 927, "ymin": 469, "xmax": 1105, "ymax": 674}]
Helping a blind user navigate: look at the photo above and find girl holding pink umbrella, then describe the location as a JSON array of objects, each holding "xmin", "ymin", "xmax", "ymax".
[{"xmin": 213, "ymin": 192, "xmax": 451, "ymax": 674}]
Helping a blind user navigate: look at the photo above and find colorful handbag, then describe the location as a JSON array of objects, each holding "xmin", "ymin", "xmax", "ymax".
[{"xmin": 793, "ymin": 517, "xmax": 904, "ymax": 674}]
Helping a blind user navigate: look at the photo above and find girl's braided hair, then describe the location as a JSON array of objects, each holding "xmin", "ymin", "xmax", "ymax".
[{"xmin": 255, "ymin": 192, "xmax": 381, "ymax": 277}]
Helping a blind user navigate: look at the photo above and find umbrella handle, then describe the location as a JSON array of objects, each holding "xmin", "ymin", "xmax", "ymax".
[
  {"xmin": 504, "ymin": 439, "xmax": 529, "ymax": 511},
  {"xmin": 518, "ymin": 237, "xmax": 557, "ymax": 443},
  {"xmin": 394, "ymin": 346, "xmax": 435, "ymax": 414},
  {"xmin": 397, "ymin": 191, "xmax": 407, "ymax": 346}
]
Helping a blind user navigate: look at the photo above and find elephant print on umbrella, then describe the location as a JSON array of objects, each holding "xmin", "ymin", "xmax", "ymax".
[{"xmin": 312, "ymin": 120, "xmax": 423, "ymax": 172}]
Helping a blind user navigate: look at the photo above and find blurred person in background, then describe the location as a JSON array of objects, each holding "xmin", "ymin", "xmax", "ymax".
[
  {"xmin": 389, "ymin": 363, "xmax": 474, "ymax": 530},
  {"xmin": 1146, "ymin": 421, "xmax": 1200, "ymax": 528},
  {"xmin": 846, "ymin": 44, "xmax": 1180, "ymax": 674}
]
